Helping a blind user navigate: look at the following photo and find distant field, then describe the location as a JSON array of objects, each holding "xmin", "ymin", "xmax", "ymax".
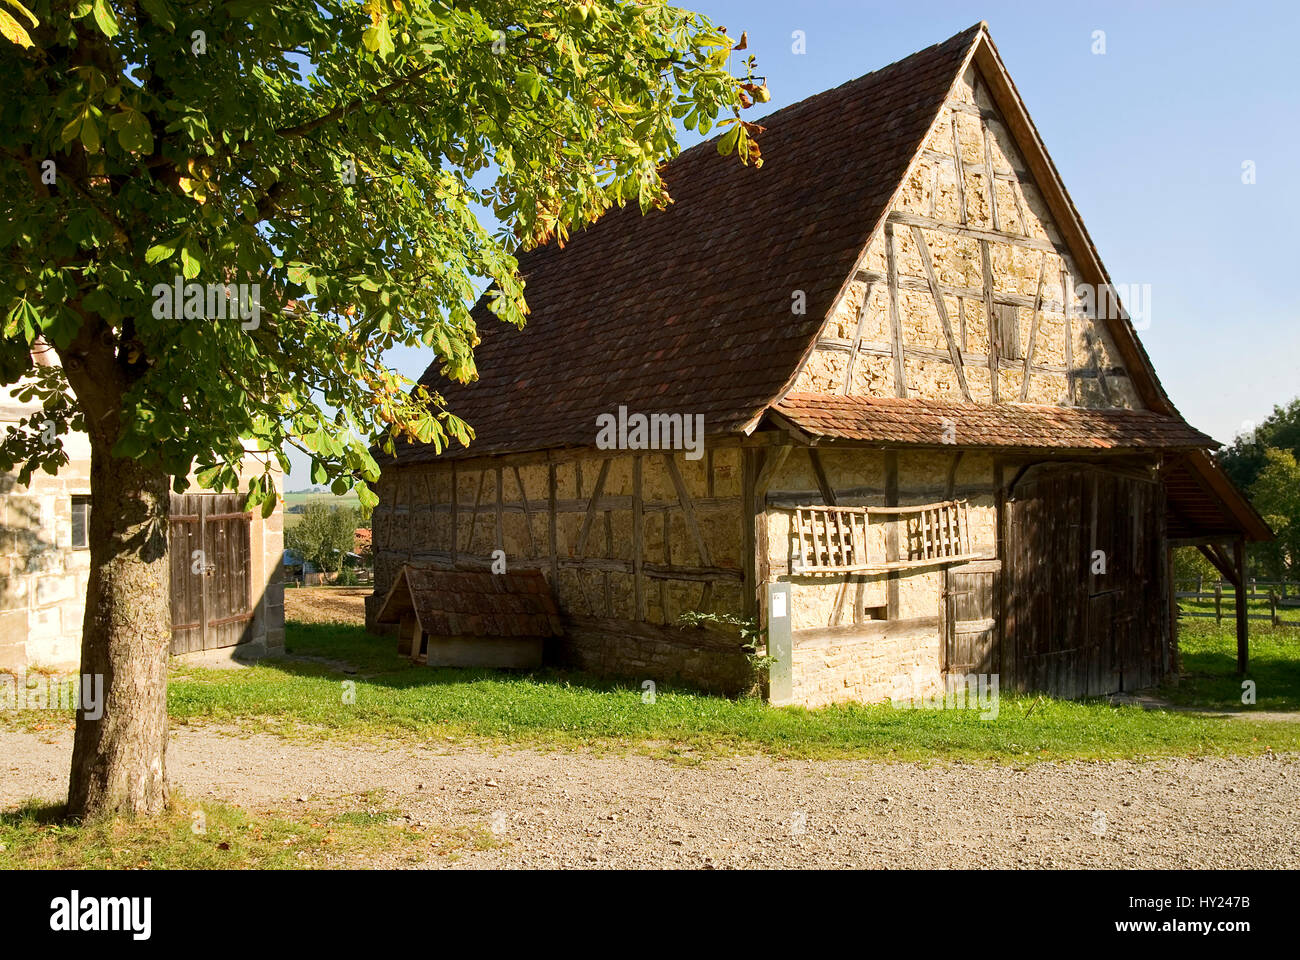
[{"xmin": 283, "ymin": 490, "xmax": 361, "ymax": 528}]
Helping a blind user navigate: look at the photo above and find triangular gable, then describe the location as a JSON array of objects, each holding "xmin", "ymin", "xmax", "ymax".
[
  {"xmin": 775, "ymin": 25, "xmax": 1178, "ymax": 420},
  {"xmin": 389, "ymin": 25, "xmax": 986, "ymax": 465}
]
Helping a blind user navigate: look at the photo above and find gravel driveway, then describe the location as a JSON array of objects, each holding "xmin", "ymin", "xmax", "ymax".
[{"xmin": 3, "ymin": 724, "xmax": 1296, "ymax": 868}]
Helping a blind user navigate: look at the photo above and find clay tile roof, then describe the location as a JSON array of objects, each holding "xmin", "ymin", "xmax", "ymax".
[
  {"xmin": 385, "ymin": 24, "xmax": 986, "ymax": 465},
  {"xmin": 375, "ymin": 565, "xmax": 564, "ymax": 638},
  {"xmin": 772, "ymin": 394, "xmax": 1217, "ymax": 451}
]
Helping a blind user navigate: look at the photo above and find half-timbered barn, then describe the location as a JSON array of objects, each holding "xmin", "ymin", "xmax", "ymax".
[{"xmin": 369, "ymin": 24, "xmax": 1270, "ymax": 706}]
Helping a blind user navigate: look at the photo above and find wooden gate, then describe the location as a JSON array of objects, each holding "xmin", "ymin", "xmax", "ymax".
[
  {"xmin": 168, "ymin": 492, "xmax": 255, "ymax": 654},
  {"xmin": 1003, "ymin": 465, "xmax": 1167, "ymax": 697},
  {"xmin": 942, "ymin": 559, "xmax": 1000, "ymax": 675}
]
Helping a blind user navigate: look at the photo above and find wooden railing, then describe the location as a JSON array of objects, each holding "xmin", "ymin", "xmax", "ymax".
[{"xmin": 791, "ymin": 500, "xmax": 978, "ymax": 574}]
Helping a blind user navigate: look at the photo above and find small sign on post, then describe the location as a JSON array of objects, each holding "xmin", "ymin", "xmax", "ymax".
[{"xmin": 767, "ymin": 582, "xmax": 793, "ymax": 706}]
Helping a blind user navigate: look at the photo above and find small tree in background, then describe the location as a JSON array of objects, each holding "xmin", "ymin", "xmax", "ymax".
[
  {"xmin": 1218, "ymin": 397, "xmax": 1300, "ymax": 492},
  {"xmin": 1249, "ymin": 448, "xmax": 1300, "ymax": 581},
  {"xmin": 286, "ymin": 504, "xmax": 359, "ymax": 579}
]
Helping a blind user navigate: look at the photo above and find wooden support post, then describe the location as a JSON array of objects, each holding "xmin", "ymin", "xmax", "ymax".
[
  {"xmin": 1214, "ymin": 582, "xmax": 1222, "ymax": 625},
  {"xmin": 885, "ymin": 450, "xmax": 900, "ymax": 619},
  {"xmin": 1234, "ymin": 538, "xmax": 1248, "ymax": 674}
]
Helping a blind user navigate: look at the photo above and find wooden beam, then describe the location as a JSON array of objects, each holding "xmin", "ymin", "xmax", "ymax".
[
  {"xmin": 494, "ymin": 466, "xmax": 504, "ymax": 550},
  {"xmin": 841, "ymin": 281, "xmax": 875, "ymax": 395},
  {"xmin": 885, "ymin": 450, "xmax": 900, "ymax": 618},
  {"xmin": 910, "ymin": 225, "xmax": 972, "ymax": 401},
  {"xmin": 752, "ymin": 445, "xmax": 792, "ymax": 619},
  {"xmin": 981, "ymin": 112, "xmax": 1000, "ymax": 233},
  {"xmin": 981, "ymin": 239, "xmax": 999, "ymax": 403},
  {"xmin": 809, "ymin": 448, "xmax": 853, "ymax": 625},
  {"xmin": 664, "ymin": 454, "xmax": 712, "ymax": 566},
  {"xmin": 885, "ymin": 222, "xmax": 907, "ymax": 397},
  {"xmin": 1061, "ymin": 265, "xmax": 1076, "ymax": 404},
  {"xmin": 742, "ymin": 449, "xmax": 757, "ymax": 620},
  {"xmin": 546, "ymin": 463, "xmax": 557, "ymax": 584},
  {"xmin": 887, "ymin": 209, "xmax": 1061, "ymax": 254},
  {"xmin": 512, "ymin": 465, "xmax": 538, "ymax": 557},
  {"xmin": 950, "ymin": 112, "xmax": 968, "ymax": 225},
  {"xmin": 450, "ymin": 463, "xmax": 458, "ymax": 564},
  {"xmin": 1019, "ymin": 253, "xmax": 1047, "ymax": 402},
  {"xmin": 574, "ymin": 458, "xmax": 611, "ymax": 556},
  {"xmin": 632, "ymin": 456, "xmax": 645, "ymax": 621},
  {"xmin": 1234, "ymin": 537, "xmax": 1249, "ymax": 674}
]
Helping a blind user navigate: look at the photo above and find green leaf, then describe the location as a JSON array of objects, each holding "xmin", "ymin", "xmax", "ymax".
[
  {"xmin": 145, "ymin": 235, "xmax": 182, "ymax": 264},
  {"xmin": 180, "ymin": 245, "xmax": 200, "ymax": 280},
  {"xmin": 716, "ymin": 122, "xmax": 740, "ymax": 156},
  {"xmin": 138, "ymin": 0, "xmax": 175, "ymax": 31},
  {"xmin": 79, "ymin": 113, "xmax": 100, "ymax": 153},
  {"xmin": 91, "ymin": 0, "xmax": 119, "ymax": 38},
  {"xmin": 0, "ymin": 8, "xmax": 34, "ymax": 48},
  {"xmin": 515, "ymin": 69, "xmax": 541, "ymax": 102}
]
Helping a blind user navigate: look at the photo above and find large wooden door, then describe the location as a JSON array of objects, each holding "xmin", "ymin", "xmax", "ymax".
[
  {"xmin": 1003, "ymin": 465, "xmax": 1167, "ymax": 697},
  {"xmin": 169, "ymin": 493, "xmax": 255, "ymax": 654},
  {"xmin": 942, "ymin": 560, "xmax": 1000, "ymax": 675}
]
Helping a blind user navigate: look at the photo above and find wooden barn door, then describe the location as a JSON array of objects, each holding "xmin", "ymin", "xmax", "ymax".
[
  {"xmin": 169, "ymin": 493, "xmax": 255, "ymax": 654},
  {"xmin": 1003, "ymin": 465, "xmax": 1165, "ymax": 697},
  {"xmin": 942, "ymin": 560, "xmax": 1000, "ymax": 675}
]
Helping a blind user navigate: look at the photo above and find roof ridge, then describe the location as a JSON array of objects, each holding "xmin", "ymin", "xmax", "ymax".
[{"xmin": 669, "ymin": 22, "xmax": 987, "ymax": 167}]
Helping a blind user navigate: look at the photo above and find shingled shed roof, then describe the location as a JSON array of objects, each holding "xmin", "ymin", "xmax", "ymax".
[
  {"xmin": 770, "ymin": 395, "xmax": 1216, "ymax": 451},
  {"xmin": 390, "ymin": 24, "xmax": 987, "ymax": 465},
  {"xmin": 375, "ymin": 565, "xmax": 564, "ymax": 638}
]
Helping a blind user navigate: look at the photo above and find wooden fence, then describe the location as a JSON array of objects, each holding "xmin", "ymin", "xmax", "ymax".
[{"xmin": 1173, "ymin": 577, "xmax": 1300, "ymax": 628}]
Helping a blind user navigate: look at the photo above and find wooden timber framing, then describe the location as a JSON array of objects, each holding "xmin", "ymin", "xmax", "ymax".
[
  {"xmin": 980, "ymin": 238, "xmax": 999, "ymax": 403},
  {"xmin": 886, "ymin": 210, "xmax": 1062, "ymax": 256},
  {"xmin": 885, "ymin": 221, "xmax": 907, "ymax": 397},
  {"xmin": 840, "ymin": 280, "xmax": 876, "ymax": 395},
  {"xmin": 910, "ymin": 224, "xmax": 972, "ymax": 401},
  {"xmin": 884, "ymin": 450, "xmax": 901, "ymax": 618},
  {"xmin": 749, "ymin": 444, "xmax": 793, "ymax": 619},
  {"xmin": 969, "ymin": 34, "xmax": 1174, "ymax": 414},
  {"xmin": 1019, "ymin": 253, "xmax": 1048, "ymax": 401}
]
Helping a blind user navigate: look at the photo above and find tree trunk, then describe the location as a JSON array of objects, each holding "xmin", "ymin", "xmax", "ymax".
[{"xmin": 66, "ymin": 439, "xmax": 172, "ymax": 820}]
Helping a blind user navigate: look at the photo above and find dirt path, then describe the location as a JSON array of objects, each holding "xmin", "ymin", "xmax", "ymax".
[{"xmin": 3, "ymin": 724, "xmax": 1297, "ymax": 869}]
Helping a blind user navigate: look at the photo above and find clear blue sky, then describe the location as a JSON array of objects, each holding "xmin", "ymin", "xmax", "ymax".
[{"xmin": 289, "ymin": 0, "xmax": 1299, "ymax": 485}]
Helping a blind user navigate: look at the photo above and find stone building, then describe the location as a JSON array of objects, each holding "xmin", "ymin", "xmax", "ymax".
[
  {"xmin": 370, "ymin": 24, "xmax": 1269, "ymax": 706},
  {"xmin": 1, "ymin": 352, "xmax": 285, "ymax": 672}
]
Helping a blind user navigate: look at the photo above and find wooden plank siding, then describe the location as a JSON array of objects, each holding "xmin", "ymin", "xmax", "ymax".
[
  {"xmin": 168, "ymin": 492, "xmax": 255, "ymax": 654},
  {"xmin": 1002, "ymin": 465, "xmax": 1167, "ymax": 697}
]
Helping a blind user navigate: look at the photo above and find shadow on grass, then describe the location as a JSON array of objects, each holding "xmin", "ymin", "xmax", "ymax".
[
  {"xmin": 264, "ymin": 620, "xmax": 721, "ymax": 699},
  {"xmin": 1162, "ymin": 619, "xmax": 1300, "ymax": 712}
]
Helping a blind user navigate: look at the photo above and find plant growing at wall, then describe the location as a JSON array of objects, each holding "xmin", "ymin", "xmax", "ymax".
[
  {"xmin": 678, "ymin": 610, "xmax": 775, "ymax": 676},
  {"xmin": 0, "ymin": 0, "xmax": 762, "ymax": 819}
]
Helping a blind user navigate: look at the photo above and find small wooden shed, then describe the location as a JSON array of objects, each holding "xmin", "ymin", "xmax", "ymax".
[{"xmin": 375, "ymin": 565, "xmax": 563, "ymax": 668}]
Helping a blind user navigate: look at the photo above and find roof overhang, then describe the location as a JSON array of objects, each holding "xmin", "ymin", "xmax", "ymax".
[
  {"xmin": 1164, "ymin": 449, "xmax": 1273, "ymax": 544},
  {"xmin": 768, "ymin": 394, "xmax": 1216, "ymax": 451}
]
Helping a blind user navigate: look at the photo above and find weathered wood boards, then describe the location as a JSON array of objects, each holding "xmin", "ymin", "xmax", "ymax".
[
  {"xmin": 168, "ymin": 492, "xmax": 254, "ymax": 654},
  {"xmin": 1002, "ymin": 465, "xmax": 1167, "ymax": 697}
]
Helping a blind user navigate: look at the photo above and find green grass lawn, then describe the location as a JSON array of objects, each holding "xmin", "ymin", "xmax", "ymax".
[
  {"xmin": 1164, "ymin": 617, "xmax": 1300, "ymax": 711},
  {"xmin": 0, "ymin": 790, "xmax": 496, "ymax": 869},
  {"xmin": 156, "ymin": 619, "xmax": 1300, "ymax": 764}
]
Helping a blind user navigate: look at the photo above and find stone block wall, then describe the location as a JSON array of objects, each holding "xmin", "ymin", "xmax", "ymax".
[
  {"xmin": 0, "ymin": 457, "xmax": 92, "ymax": 672},
  {"xmin": 765, "ymin": 445, "xmax": 1000, "ymax": 708}
]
